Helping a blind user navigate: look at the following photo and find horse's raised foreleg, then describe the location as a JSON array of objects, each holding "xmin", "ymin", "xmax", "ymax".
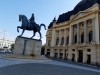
[
  {"xmin": 31, "ymin": 31, "xmax": 36, "ymax": 38},
  {"xmin": 17, "ymin": 26, "xmax": 20, "ymax": 32},
  {"xmin": 19, "ymin": 29, "xmax": 25, "ymax": 37}
]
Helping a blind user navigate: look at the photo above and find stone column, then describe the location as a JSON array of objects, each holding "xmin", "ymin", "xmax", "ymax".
[
  {"xmin": 51, "ymin": 28, "xmax": 56, "ymax": 46},
  {"xmin": 75, "ymin": 49, "xmax": 78, "ymax": 62},
  {"xmin": 84, "ymin": 21, "xmax": 87, "ymax": 44},
  {"xmin": 57, "ymin": 49, "xmax": 60, "ymax": 58},
  {"xmin": 46, "ymin": 38, "xmax": 48, "ymax": 46},
  {"xmin": 63, "ymin": 49, "xmax": 65, "ymax": 59},
  {"xmin": 58, "ymin": 30, "xmax": 61, "ymax": 46},
  {"xmin": 68, "ymin": 48, "xmax": 72, "ymax": 60},
  {"xmin": 83, "ymin": 49, "xmax": 87, "ymax": 63},
  {"xmin": 91, "ymin": 47, "xmax": 97, "ymax": 64},
  {"xmin": 50, "ymin": 48, "xmax": 54, "ymax": 58},
  {"xmin": 77, "ymin": 24, "xmax": 80, "ymax": 44},
  {"xmin": 96, "ymin": 46, "xmax": 100, "ymax": 64},
  {"xmin": 69, "ymin": 26, "xmax": 73, "ymax": 45},
  {"xmin": 94, "ymin": 12, "xmax": 100, "ymax": 44},
  {"xmin": 45, "ymin": 48, "xmax": 47, "ymax": 55},
  {"xmin": 92, "ymin": 18, "xmax": 96, "ymax": 43},
  {"xmin": 64, "ymin": 29, "xmax": 67, "ymax": 46}
]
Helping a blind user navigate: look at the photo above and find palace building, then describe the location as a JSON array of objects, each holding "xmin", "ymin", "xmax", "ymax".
[{"xmin": 45, "ymin": 0, "xmax": 100, "ymax": 65}]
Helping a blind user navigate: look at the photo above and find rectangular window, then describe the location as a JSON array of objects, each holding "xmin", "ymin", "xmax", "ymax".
[
  {"xmin": 72, "ymin": 49, "xmax": 75, "ymax": 51},
  {"xmin": 87, "ymin": 49, "xmax": 91, "ymax": 52},
  {"xmin": 65, "ymin": 49, "xmax": 68, "ymax": 52}
]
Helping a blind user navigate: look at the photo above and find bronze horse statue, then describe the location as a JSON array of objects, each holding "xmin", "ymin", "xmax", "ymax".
[{"xmin": 17, "ymin": 15, "xmax": 46, "ymax": 40}]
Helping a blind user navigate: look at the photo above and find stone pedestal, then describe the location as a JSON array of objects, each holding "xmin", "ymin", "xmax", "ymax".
[{"xmin": 14, "ymin": 36, "xmax": 42, "ymax": 56}]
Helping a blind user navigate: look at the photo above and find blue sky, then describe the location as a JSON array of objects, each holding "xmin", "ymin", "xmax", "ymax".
[{"xmin": 0, "ymin": 0, "xmax": 81, "ymax": 44}]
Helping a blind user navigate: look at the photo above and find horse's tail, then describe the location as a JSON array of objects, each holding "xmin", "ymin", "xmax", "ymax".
[{"xmin": 40, "ymin": 24, "xmax": 46, "ymax": 31}]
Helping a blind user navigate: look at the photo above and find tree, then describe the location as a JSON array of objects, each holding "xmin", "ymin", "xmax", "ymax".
[
  {"xmin": 11, "ymin": 44, "xmax": 15, "ymax": 51},
  {"xmin": 41, "ymin": 44, "xmax": 45, "ymax": 55}
]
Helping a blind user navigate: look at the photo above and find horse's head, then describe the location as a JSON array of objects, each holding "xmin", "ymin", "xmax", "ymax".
[
  {"xmin": 19, "ymin": 14, "xmax": 28, "ymax": 28},
  {"xmin": 19, "ymin": 15, "xmax": 23, "ymax": 21}
]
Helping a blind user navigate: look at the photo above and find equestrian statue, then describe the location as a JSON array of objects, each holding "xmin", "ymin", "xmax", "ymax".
[{"xmin": 17, "ymin": 13, "xmax": 46, "ymax": 40}]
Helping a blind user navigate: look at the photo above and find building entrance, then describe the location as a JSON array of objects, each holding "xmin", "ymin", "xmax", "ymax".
[
  {"xmin": 46, "ymin": 52, "xmax": 50, "ymax": 57},
  {"xmin": 54, "ymin": 53, "xmax": 58, "ymax": 58},
  {"xmin": 87, "ymin": 55, "xmax": 91, "ymax": 64},
  {"xmin": 59, "ymin": 53, "xmax": 63, "ymax": 59},
  {"xmin": 46, "ymin": 49, "xmax": 50, "ymax": 57},
  {"xmin": 72, "ymin": 54, "xmax": 75, "ymax": 62},
  {"xmin": 64, "ymin": 53, "xmax": 67, "ymax": 60},
  {"xmin": 78, "ymin": 50, "xmax": 83, "ymax": 63}
]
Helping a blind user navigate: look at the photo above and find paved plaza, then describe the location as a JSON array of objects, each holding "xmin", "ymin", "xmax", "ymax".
[{"xmin": 0, "ymin": 55, "xmax": 100, "ymax": 75}]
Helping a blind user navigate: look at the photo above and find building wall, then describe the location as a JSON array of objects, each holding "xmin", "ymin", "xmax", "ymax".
[
  {"xmin": 45, "ymin": 4, "xmax": 100, "ymax": 65},
  {"xmin": 0, "ymin": 39, "xmax": 14, "ymax": 49}
]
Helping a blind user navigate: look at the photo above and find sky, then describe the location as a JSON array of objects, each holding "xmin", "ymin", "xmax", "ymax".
[{"xmin": 0, "ymin": 0, "xmax": 81, "ymax": 45}]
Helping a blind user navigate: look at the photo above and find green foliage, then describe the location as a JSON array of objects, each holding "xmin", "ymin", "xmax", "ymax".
[
  {"xmin": 30, "ymin": 53, "xmax": 35, "ymax": 57},
  {"xmin": 11, "ymin": 44, "xmax": 15, "ymax": 50},
  {"xmin": 41, "ymin": 44, "xmax": 45, "ymax": 55}
]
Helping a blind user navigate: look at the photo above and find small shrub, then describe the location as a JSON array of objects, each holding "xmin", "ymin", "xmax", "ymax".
[{"xmin": 30, "ymin": 53, "xmax": 35, "ymax": 57}]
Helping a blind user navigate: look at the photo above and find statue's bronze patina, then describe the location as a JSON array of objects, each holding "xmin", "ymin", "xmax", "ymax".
[{"xmin": 17, "ymin": 13, "xmax": 46, "ymax": 40}]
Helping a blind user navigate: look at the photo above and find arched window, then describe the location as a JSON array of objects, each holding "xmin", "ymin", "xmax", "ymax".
[
  {"xmin": 66, "ymin": 36, "xmax": 69, "ymax": 45},
  {"xmin": 61, "ymin": 37, "xmax": 64, "ymax": 45},
  {"xmin": 81, "ymin": 33, "xmax": 84, "ymax": 43},
  {"xmin": 89, "ymin": 31, "xmax": 93, "ymax": 43},
  {"xmin": 74, "ymin": 34, "xmax": 77, "ymax": 43},
  {"xmin": 56, "ymin": 37, "xmax": 59, "ymax": 45}
]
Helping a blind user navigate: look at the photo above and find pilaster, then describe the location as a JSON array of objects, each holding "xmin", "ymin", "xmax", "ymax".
[
  {"xmin": 94, "ymin": 12, "xmax": 100, "ymax": 44},
  {"xmin": 69, "ymin": 26, "xmax": 73, "ymax": 45},
  {"xmin": 75, "ymin": 49, "xmax": 78, "ymax": 62},
  {"xmin": 84, "ymin": 21, "xmax": 87, "ymax": 44},
  {"xmin": 58, "ymin": 30, "xmax": 61, "ymax": 46},
  {"xmin": 51, "ymin": 28, "xmax": 56, "ymax": 46},
  {"xmin": 77, "ymin": 24, "xmax": 80, "ymax": 43},
  {"xmin": 92, "ymin": 18, "xmax": 96, "ymax": 43},
  {"xmin": 83, "ymin": 49, "xmax": 87, "ymax": 63},
  {"xmin": 64, "ymin": 29, "xmax": 67, "ymax": 46}
]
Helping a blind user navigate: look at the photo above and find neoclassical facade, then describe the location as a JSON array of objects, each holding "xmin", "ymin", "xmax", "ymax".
[{"xmin": 45, "ymin": 0, "xmax": 100, "ymax": 65}]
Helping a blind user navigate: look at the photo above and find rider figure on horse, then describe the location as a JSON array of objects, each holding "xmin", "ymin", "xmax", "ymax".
[{"xmin": 29, "ymin": 13, "xmax": 37, "ymax": 29}]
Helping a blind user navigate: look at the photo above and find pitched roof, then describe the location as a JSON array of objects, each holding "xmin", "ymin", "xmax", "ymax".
[
  {"xmin": 56, "ymin": 0, "xmax": 100, "ymax": 23},
  {"xmin": 48, "ymin": 0, "xmax": 100, "ymax": 29}
]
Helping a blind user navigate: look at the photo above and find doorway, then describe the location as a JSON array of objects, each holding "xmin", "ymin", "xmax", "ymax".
[
  {"xmin": 87, "ymin": 55, "xmax": 91, "ymax": 64},
  {"xmin": 46, "ymin": 52, "xmax": 50, "ymax": 57},
  {"xmin": 78, "ymin": 50, "xmax": 83, "ymax": 63},
  {"xmin": 59, "ymin": 53, "xmax": 63, "ymax": 59},
  {"xmin": 46, "ymin": 49, "xmax": 50, "ymax": 57},
  {"xmin": 64, "ymin": 53, "xmax": 68, "ymax": 60},
  {"xmin": 72, "ymin": 54, "xmax": 75, "ymax": 62},
  {"xmin": 54, "ymin": 53, "xmax": 58, "ymax": 58}
]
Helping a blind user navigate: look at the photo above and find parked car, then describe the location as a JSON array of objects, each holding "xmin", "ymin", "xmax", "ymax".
[{"xmin": 0, "ymin": 49, "xmax": 12, "ymax": 53}]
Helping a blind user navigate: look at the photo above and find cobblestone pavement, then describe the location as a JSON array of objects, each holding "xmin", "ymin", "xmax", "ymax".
[{"xmin": 0, "ymin": 55, "xmax": 100, "ymax": 75}]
